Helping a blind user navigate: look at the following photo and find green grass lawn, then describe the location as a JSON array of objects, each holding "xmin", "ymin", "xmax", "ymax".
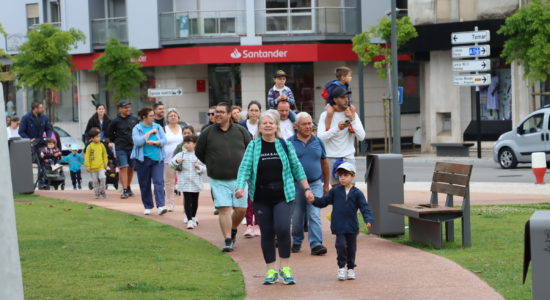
[
  {"xmin": 362, "ymin": 203, "xmax": 550, "ymax": 300},
  {"xmin": 14, "ymin": 194, "xmax": 245, "ymax": 300}
]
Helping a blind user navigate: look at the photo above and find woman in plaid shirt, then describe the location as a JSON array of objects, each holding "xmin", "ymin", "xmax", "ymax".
[{"xmin": 235, "ymin": 110, "xmax": 314, "ymax": 285}]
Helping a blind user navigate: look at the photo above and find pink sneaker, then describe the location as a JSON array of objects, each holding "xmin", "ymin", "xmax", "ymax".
[
  {"xmin": 253, "ymin": 225, "xmax": 261, "ymax": 237},
  {"xmin": 243, "ymin": 225, "xmax": 254, "ymax": 238}
]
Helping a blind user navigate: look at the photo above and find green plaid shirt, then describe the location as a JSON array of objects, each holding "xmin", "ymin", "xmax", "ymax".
[{"xmin": 236, "ymin": 137, "xmax": 306, "ymax": 202}]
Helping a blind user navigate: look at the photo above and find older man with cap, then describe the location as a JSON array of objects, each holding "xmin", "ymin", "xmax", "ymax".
[
  {"xmin": 289, "ymin": 112, "xmax": 331, "ymax": 255},
  {"xmin": 105, "ymin": 100, "xmax": 139, "ymax": 198},
  {"xmin": 317, "ymin": 86, "xmax": 365, "ymax": 186}
]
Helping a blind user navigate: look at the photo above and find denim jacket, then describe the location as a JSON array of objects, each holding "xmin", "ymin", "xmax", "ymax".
[{"xmin": 131, "ymin": 122, "xmax": 167, "ymax": 162}]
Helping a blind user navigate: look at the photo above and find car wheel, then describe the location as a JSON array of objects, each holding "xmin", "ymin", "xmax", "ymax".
[{"xmin": 499, "ymin": 147, "xmax": 518, "ymax": 169}]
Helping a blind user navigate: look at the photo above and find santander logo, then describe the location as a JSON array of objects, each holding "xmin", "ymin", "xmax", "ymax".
[
  {"xmin": 229, "ymin": 48, "xmax": 288, "ymax": 59},
  {"xmin": 230, "ymin": 49, "xmax": 242, "ymax": 59}
]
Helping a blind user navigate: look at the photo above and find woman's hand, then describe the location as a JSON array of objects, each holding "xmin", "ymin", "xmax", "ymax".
[
  {"xmin": 235, "ymin": 189, "xmax": 244, "ymax": 199},
  {"xmin": 145, "ymin": 140, "xmax": 155, "ymax": 145},
  {"xmin": 145, "ymin": 129, "xmax": 158, "ymax": 138}
]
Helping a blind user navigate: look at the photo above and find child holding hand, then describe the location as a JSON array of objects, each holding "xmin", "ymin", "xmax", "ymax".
[{"xmin": 308, "ymin": 162, "xmax": 373, "ymax": 281}]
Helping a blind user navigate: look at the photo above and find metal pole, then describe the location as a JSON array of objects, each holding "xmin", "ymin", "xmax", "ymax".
[
  {"xmin": 0, "ymin": 84, "xmax": 25, "ymax": 300},
  {"xmin": 356, "ymin": 0, "xmax": 365, "ymax": 126},
  {"xmin": 474, "ymin": 26, "xmax": 482, "ymax": 158},
  {"xmin": 391, "ymin": 0, "xmax": 401, "ymax": 153}
]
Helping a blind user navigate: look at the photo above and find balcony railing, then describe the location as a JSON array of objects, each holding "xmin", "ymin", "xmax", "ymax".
[
  {"xmin": 91, "ymin": 17, "xmax": 128, "ymax": 45},
  {"xmin": 28, "ymin": 22, "xmax": 62, "ymax": 31},
  {"xmin": 159, "ymin": 10, "xmax": 246, "ymax": 40},
  {"xmin": 256, "ymin": 6, "xmax": 357, "ymax": 35}
]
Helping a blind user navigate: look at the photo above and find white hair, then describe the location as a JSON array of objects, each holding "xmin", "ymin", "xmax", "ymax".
[
  {"xmin": 295, "ymin": 111, "xmax": 312, "ymax": 124},
  {"xmin": 257, "ymin": 109, "xmax": 281, "ymax": 139}
]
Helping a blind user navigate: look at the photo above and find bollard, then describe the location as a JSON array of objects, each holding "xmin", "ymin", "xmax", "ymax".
[{"xmin": 531, "ymin": 152, "xmax": 546, "ymax": 184}]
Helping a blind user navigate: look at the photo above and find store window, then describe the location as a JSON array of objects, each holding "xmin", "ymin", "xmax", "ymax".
[
  {"xmin": 398, "ymin": 62, "xmax": 420, "ymax": 114},
  {"xmin": 25, "ymin": 77, "xmax": 79, "ymax": 123},
  {"xmin": 208, "ymin": 64, "xmax": 241, "ymax": 107},
  {"xmin": 539, "ymin": 79, "xmax": 550, "ymax": 106},
  {"xmin": 264, "ymin": 62, "xmax": 314, "ymax": 115},
  {"xmin": 475, "ymin": 59, "xmax": 512, "ymax": 121}
]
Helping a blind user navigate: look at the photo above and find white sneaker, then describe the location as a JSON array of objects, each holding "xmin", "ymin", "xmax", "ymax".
[
  {"xmin": 186, "ymin": 220, "xmax": 194, "ymax": 229},
  {"xmin": 144, "ymin": 209, "xmax": 152, "ymax": 215},
  {"xmin": 192, "ymin": 217, "xmax": 199, "ymax": 226},
  {"xmin": 346, "ymin": 269, "xmax": 356, "ymax": 280},
  {"xmin": 337, "ymin": 268, "xmax": 346, "ymax": 281},
  {"xmin": 157, "ymin": 206, "xmax": 168, "ymax": 215},
  {"xmin": 183, "ymin": 216, "xmax": 188, "ymax": 223}
]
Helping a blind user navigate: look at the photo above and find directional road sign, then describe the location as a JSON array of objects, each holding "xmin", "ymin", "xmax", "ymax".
[
  {"xmin": 453, "ymin": 74, "xmax": 491, "ymax": 86},
  {"xmin": 452, "ymin": 45, "xmax": 490, "ymax": 58},
  {"xmin": 451, "ymin": 30, "xmax": 490, "ymax": 44},
  {"xmin": 147, "ymin": 88, "xmax": 183, "ymax": 97},
  {"xmin": 452, "ymin": 59, "xmax": 491, "ymax": 72}
]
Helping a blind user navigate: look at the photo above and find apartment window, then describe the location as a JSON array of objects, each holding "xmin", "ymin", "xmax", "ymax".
[
  {"xmin": 204, "ymin": 17, "xmax": 236, "ymax": 34},
  {"xmin": 266, "ymin": 0, "xmax": 312, "ymax": 32},
  {"xmin": 49, "ymin": 1, "xmax": 61, "ymax": 23},
  {"xmin": 26, "ymin": 3, "xmax": 40, "ymax": 31}
]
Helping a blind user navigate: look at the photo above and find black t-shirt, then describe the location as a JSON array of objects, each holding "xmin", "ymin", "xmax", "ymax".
[{"xmin": 255, "ymin": 140, "xmax": 285, "ymax": 204}]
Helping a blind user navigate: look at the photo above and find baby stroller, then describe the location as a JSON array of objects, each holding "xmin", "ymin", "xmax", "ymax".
[
  {"xmin": 88, "ymin": 143, "xmax": 119, "ymax": 190},
  {"xmin": 32, "ymin": 139, "xmax": 65, "ymax": 190}
]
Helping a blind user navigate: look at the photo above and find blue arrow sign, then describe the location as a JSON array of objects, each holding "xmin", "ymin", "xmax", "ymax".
[{"xmin": 398, "ymin": 86, "xmax": 404, "ymax": 105}]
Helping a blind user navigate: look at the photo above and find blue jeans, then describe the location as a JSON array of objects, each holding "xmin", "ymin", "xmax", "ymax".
[
  {"xmin": 135, "ymin": 157, "xmax": 165, "ymax": 209},
  {"xmin": 292, "ymin": 179, "xmax": 323, "ymax": 248}
]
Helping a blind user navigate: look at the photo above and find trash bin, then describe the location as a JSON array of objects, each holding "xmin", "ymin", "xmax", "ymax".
[
  {"xmin": 523, "ymin": 210, "xmax": 550, "ymax": 300},
  {"xmin": 9, "ymin": 138, "xmax": 34, "ymax": 194},
  {"xmin": 366, "ymin": 154, "xmax": 405, "ymax": 236}
]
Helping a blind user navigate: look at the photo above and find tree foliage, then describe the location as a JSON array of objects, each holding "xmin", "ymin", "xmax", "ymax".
[
  {"xmin": 92, "ymin": 38, "xmax": 146, "ymax": 101},
  {"xmin": 352, "ymin": 16, "xmax": 418, "ymax": 79},
  {"xmin": 498, "ymin": 0, "xmax": 550, "ymax": 84},
  {"xmin": 0, "ymin": 23, "xmax": 8, "ymax": 59},
  {"xmin": 12, "ymin": 23, "xmax": 85, "ymax": 91}
]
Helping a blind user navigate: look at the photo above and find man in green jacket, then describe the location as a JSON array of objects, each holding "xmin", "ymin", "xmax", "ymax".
[{"xmin": 196, "ymin": 102, "xmax": 252, "ymax": 252}]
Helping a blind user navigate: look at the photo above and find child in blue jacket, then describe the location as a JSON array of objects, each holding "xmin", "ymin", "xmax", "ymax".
[
  {"xmin": 309, "ymin": 162, "xmax": 373, "ymax": 281},
  {"xmin": 61, "ymin": 145, "xmax": 84, "ymax": 189}
]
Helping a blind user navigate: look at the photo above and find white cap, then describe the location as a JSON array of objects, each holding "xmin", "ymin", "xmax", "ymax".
[{"xmin": 336, "ymin": 162, "xmax": 356, "ymax": 173}]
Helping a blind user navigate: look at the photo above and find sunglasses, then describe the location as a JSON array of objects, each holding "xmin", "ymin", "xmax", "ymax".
[{"xmin": 208, "ymin": 113, "xmax": 215, "ymax": 116}]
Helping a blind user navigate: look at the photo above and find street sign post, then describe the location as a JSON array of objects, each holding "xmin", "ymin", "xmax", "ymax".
[
  {"xmin": 451, "ymin": 30, "xmax": 490, "ymax": 44},
  {"xmin": 452, "ymin": 59, "xmax": 491, "ymax": 72},
  {"xmin": 452, "ymin": 45, "xmax": 490, "ymax": 58},
  {"xmin": 453, "ymin": 74, "xmax": 492, "ymax": 86},
  {"xmin": 147, "ymin": 88, "xmax": 183, "ymax": 97},
  {"xmin": 451, "ymin": 27, "xmax": 491, "ymax": 159}
]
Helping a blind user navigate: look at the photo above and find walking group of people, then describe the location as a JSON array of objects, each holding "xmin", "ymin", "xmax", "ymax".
[{"xmin": 11, "ymin": 66, "xmax": 374, "ymax": 285}]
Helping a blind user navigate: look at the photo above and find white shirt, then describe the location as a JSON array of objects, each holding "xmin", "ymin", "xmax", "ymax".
[
  {"xmin": 317, "ymin": 111, "xmax": 365, "ymax": 159},
  {"xmin": 163, "ymin": 125, "xmax": 183, "ymax": 163},
  {"xmin": 246, "ymin": 120, "xmax": 258, "ymax": 137},
  {"xmin": 279, "ymin": 119, "xmax": 294, "ymax": 140},
  {"xmin": 7, "ymin": 126, "xmax": 20, "ymax": 139}
]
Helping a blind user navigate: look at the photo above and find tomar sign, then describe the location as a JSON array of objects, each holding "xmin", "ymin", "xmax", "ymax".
[
  {"xmin": 451, "ymin": 30, "xmax": 490, "ymax": 44},
  {"xmin": 147, "ymin": 88, "xmax": 183, "ymax": 97}
]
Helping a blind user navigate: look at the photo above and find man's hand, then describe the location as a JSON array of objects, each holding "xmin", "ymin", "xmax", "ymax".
[
  {"xmin": 338, "ymin": 121, "xmax": 350, "ymax": 130},
  {"xmin": 344, "ymin": 107, "xmax": 355, "ymax": 121},
  {"xmin": 323, "ymin": 183, "xmax": 330, "ymax": 195},
  {"xmin": 305, "ymin": 189, "xmax": 314, "ymax": 203},
  {"xmin": 366, "ymin": 222, "xmax": 372, "ymax": 229},
  {"xmin": 235, "ymin": 188, "xmax": 244, "ymax": 199}
]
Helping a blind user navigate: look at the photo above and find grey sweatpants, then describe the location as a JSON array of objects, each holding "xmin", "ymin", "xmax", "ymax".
[{"xmin": 90, "ymin": 170, "xmax": 106, "ymax": 195}]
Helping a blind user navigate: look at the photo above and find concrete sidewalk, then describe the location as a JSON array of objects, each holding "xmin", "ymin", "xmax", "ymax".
[{"xmin": 35, "ymin": 187, "xmax": 549, "ymax": 300}]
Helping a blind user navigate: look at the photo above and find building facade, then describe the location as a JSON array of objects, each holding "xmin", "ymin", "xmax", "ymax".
[{"xmin": 2, "ymin": 0, "xmax": 546, "ymax": 152}]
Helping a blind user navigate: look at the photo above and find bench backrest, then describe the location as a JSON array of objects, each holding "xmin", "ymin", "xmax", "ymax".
[{"xmin": 430, "ymin": 162, "xmax": 473, "ymax": 198}]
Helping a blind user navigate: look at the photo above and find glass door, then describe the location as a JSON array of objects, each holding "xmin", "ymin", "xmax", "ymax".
[{"xmin": 208, "ymin": 64, "xmax": 241, "ymax": 107}]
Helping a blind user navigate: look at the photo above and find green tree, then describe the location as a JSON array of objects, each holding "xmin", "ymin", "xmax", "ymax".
[
  {"xmin": 12, "ymin": 23, "xmax": 85, "ymax": 91},
  {"xmin": 92, "ymin": 38, "xmax": 146, "ymax": 101},
  {"xmin": 352, "ymin": 16, "xmax": 418, "ymax": 79},
  {"xmin": 498, "ymin": 0, "xmax": 550, "ymax": 84},
  {"xmin": 0, "ymin": 23, "xmax": 9, "ymax": 59}
]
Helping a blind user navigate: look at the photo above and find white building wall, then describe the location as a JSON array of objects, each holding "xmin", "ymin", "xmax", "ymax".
[
  {"xmin": 63, "ymin": 0, "xmax": 92, "ymax": 54},
  {"xmin": 240, "ymin": 63, "xmax": 266, "ymax": 109},
  {"xmin": 127, "ymin": 0, "xmax": 160, "ymax": 50},
  {"xmin": 154, "ymin": 65, "xmax": 209, "ymax": 131}
]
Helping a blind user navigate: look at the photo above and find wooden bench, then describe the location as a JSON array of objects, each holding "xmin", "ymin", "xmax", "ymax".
[
  {"xmin": 431, "ymin": 143, "xmax": 475, "ymax": 157},
  {"xmin": 389, "ymin": 162, "xmax": 473, "ymax": 249}
]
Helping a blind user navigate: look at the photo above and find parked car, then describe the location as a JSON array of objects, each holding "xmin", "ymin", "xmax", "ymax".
[
  {"xmin": 493, "ymin": 106, "xmax": 550, "ymax": 169},
  {"xmin": 53, "ymin": 126, "xmax": 85, "ymax": 155}
]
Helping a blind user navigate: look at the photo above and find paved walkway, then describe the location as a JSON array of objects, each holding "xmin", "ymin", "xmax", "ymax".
[{"xmin": 36, "ymin": 184, "xmax": 549, "ymax": 300}]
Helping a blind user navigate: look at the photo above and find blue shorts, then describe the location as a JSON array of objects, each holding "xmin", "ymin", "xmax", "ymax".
[
  {"xmin": 209, "ymin": 178, "xmax": 248, "ymax": 208},
  {"xmin": 116, "ymin": 150, "xmax": 134, "ymax": 168}
]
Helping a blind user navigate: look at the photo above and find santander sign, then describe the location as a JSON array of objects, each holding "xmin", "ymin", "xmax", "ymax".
[{"xmin": 230, "ymin": 48, "xmax": 288, "ymax": 60}]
